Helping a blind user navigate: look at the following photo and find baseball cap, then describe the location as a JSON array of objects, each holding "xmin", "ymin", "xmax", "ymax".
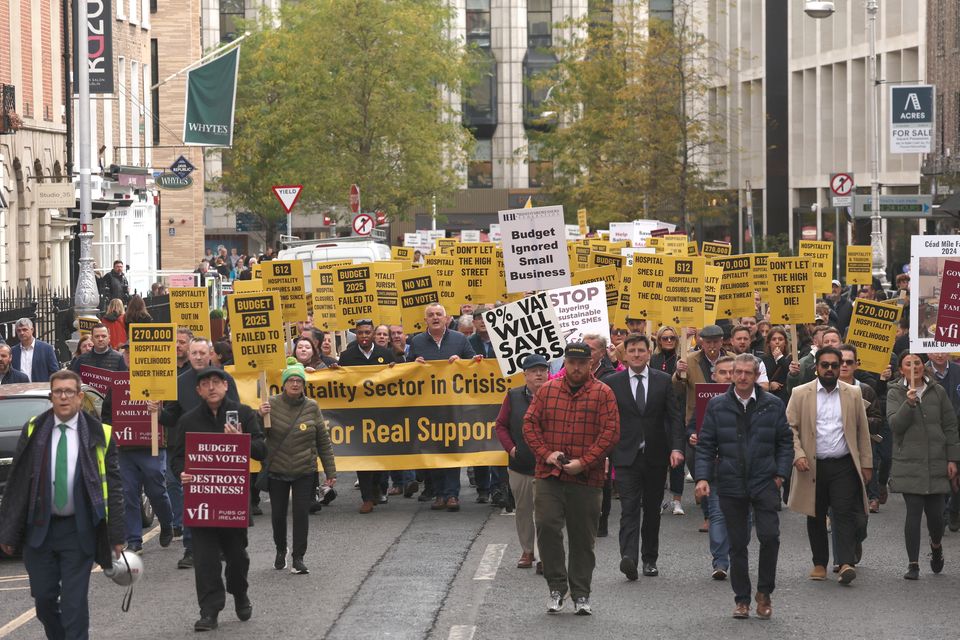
[
  {"xmin": 564, "ymin": 343, "xmax": 592, "ymax": 360},
  {"xmin": 521, "ymin": 354, "xmax": 550, "ymax": 370},
  {"xmin": 195, "ymin": 367, "xmax": 228, "ymax": 383}
]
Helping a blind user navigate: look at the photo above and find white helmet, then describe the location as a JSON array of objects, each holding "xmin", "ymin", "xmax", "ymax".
[{"xmin": 104, "ymin": 550, "xmax": 144, "ymax": 587}]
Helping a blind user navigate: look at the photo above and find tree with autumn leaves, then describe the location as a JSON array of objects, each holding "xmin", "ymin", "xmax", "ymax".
[{"xmin": 528, "ymin": 1, "xmax": 726, "ymax": 233}]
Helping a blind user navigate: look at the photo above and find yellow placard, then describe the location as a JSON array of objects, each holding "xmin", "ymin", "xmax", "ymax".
[
  {"xmin": 232, "ymin": 279, "xmax": 263, "ymax": 293},
  {"xmin": 371, "ymin": 261, "xmax": 403, "ymax": 326},
  {"xmin": 568, "ymin": 241, "xmax": 593, "ymax": 273},
  {"xmin": 252, "ymin": 263, "xmax": 263, "ymax": 279},
  {"xmin": 621, "ymin": 254, "xmax": 666, "ymax": 327},
  {"xmin": 425, "ymin": 254, "xmax": 460, "ymax": 311},
  {"xmin": 799, "ymin": 240, "xmax": 834, "ymax": 294},
  {"xmin": 311, "ymin": 261, "xmax": 352, "ymax": 332},
  {"xmin": 712, "ymin": 254, "xmax": 755, "ymax": 321},
  {"xmin": 703, "ymin": 265, "xmax": 723, "ymax": 326},
  {"xmin": 662, "ymin": 234, "xmax": 688, "ymax": 256},
  {"xmin": 77, "ymin": 316, "xmax": 99, "ymax": 336},
  {"xmin": 129, "ymin": 323, "xmax": 178, "ymax": 401},
  {"xmin": 647, "ymin": 236, "xmax": 662, "ymax": 252},
  {"xmin": 686, "ymin": 241, "xmax": 699, "ymax": 256},
  {"xmin": 229, "ymin": 292, "xmax": 286, "ymax": 373},
  {"xmin": 702, "ymin": 241, "xmax": 732, "ymax": 258},
  {"xmin": 846, "ymin": 246, "xmax": 873, "ymax": 286},
  {"xmin": 767, "ymin": 257, "xmax": 815, "ymax": 325},
  {"xmin": 577, "ymin": 208, "xmax": 588, "ymax": 236},
  {"xmin": 436, "ymin": 238, "xmax": 458, "ymax": 255},
  {"xmin": 398, "ymin": 267, "xmax": 442, "ymax": 333},
  {"xmin": 391, "ymin": 246, "xmax": 414, "ymax": 263},
  {"xmin": 591, "ymin": 240, "xmax": 629, "ymax": 255},
  {"xmin": 590, "ymin": 250, "xmax": 624, "ymax": 272},
  {"xmin": 661, "ymin": 256, "xmax": 705, "ymax": 328},
  {"xmin": 332, "ymin": 264, "xmax": 380, "ymax": 330},
  {"xmin": 846, "ymin": 299, "xmax": 901, "ymax": 373},
  {"xmin": 496, "ymin": 248, "xmax": 527, "ymax": 303},
  {"xmin": 453, "ymin": 242, "xmax": 499, "ymax": 305},
  {"xmin": 572, "ymin": 265, "xmax": 620, "ymax": 318},
  {"xmin": 169, "ymin": 287, "xmax": 211, "ymax": 341},
  {"xmin": 262, "ymin": 260, "xmax": 307, "ymax": 323},
  {"xmin": 752, "ymin": 253, "xmax": 777, "ymax": 300}
]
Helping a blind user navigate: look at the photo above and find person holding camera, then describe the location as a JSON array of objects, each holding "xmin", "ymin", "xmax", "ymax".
[{"xmin": 167, "ymin": 367, "xmax": 266, "ymax": 632}]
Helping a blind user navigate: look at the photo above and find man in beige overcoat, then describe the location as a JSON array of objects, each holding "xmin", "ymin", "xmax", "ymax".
[{"xmin": 785, "ymin": 346, "xmax": 872, "ymax": 585}]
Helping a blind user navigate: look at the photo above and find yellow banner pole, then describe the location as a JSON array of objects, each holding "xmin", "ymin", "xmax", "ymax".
[
  {"xmin": 151, "ymin": 413, "xmax": 159, "ymax": 457},
  {"xmin": 259, "ymin": 371, "xmax": 271, "ymax": 429}
]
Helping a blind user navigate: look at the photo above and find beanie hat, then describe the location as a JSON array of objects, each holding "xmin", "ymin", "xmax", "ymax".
[{"xmin": 281, "ymin": 356, "xmax": 307, "ymax": 386}]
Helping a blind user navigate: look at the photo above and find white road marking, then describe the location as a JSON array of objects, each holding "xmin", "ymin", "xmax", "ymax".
[
  {"xmin": 448, "ymin": 625, "xmax": 476, "ymax": 640},
  {"xmin": 0, "ymin": 587, "xmax": 28, "ymax": 592},
  {"xmin": 473, "ymin": 543, "xmax": 506, "ymax": 581}
]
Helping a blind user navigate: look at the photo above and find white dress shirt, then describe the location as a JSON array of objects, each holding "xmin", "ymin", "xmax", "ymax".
[
  {"xmin": 20, "ymin": 338, "xmax": 35, "ymax": 382},
  {"xmin": 735, "ymin": 388, "xmax": 757, "ymax": 410},
  {"xmin": 815, "ymin": 381, "xmax": 849, "ymax": 459},
  {"xmin": 629, "ymin": 367, "xmax": 649, "ymax": 450},
  {"xmin": 50, "ymin": 412, "xmax": 80, "ymax": 516}
]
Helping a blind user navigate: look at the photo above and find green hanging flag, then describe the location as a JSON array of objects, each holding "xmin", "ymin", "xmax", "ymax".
[{"xmin": 183, "ymin": 47, "xmax": 240, "ymax": 147}]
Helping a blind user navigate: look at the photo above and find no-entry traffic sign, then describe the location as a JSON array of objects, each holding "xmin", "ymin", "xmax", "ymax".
[
  {"xmin": 830, "ymin": 173, "xmax": 854, "ymax": 207},
  {"xmin": 353, "ymin": 213, "xmax": 374, "ymax": 236}
]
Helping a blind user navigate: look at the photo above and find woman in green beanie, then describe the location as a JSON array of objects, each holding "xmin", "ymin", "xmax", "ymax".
[{"xmin": 258, "ymin": 357, "xmax": 337, "ymax": 575}]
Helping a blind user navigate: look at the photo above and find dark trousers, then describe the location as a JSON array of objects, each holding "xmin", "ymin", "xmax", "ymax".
[
  {"xmin": 431, "ymin": 467, "xmax": 461, "ymax": 499},
  {"xmin": 615, "ymin": 453, "xmax": 666, "ymax": 565},
  {"xmin": 534, "ymin": 477, "xmax": 602, "ymax": 600},
  {"xmin": 357, "ymin": 470, "xmax": 382, "ymax": 503},
  {"xmin": 118, "ymin": 448, "xmax": 174, "ymax": 544},
  {"xmin": 719, "ymin": 485, "xmax": 781, "ymax": 604},
  {"xmin": 903, "ymin": 493, "xmax": 945, "ymax": 563},
  {"xmin": 269, "ymin": 474, "xmax": 314, "ymax": 558},
  {"xmin": 191, "ymin": 527, "xmax": 249, "ymax": 615},
  {"xmin": 23, "ymin": 516, "xmax": 95, "ymax": 640},
  {"xmin": 807, "ymin": 455, "xmax": 862, "ymax": 567}
]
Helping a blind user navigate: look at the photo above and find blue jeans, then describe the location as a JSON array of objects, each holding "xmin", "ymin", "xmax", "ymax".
[
  {"xmin": 119, "ymin": 448, "xmax": 174, "ymax": 545},
  {"xmin": 390, "ymin": 470, "xmax": 416, "ymax": 487},
  {"xmin": 669, "ymin": 464, "xmax": 685, "ymax": 497},
  {"xmin": 165, "ymin": 455, "xmax": 192, "ymax": 551},
  {"xmin": 474, "ymin": 466, "xmax": 506, "ymax": 492},
  {"xmin": 431, "ymin": 468, "xmax": 461, "ymax": 499},
  {"xmin": 708, "ymin": 491, "xmax": 733, "ymax": 571}
]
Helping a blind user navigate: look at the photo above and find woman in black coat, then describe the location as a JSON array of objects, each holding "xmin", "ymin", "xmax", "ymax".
[{"xmin": 761, "ymin": 326, "xmax": 792, "ymax": 403}]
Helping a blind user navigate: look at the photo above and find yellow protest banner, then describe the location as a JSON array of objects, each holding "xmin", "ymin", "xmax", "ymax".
[
  {"xmin": 77, "ymin": 316, "xmax": 99, "ymax": 336},
  {"xmin": 661, "ymin": 256, "xmax": 705, "ymax": 328},
  {"xmin": 767, "ymin": 257, "xmax": 814, "ymax": 325},
  {"xmin": 752, "ymin": 253, "xmax": 777, "ymax": 300},
  {"xmin": 453, "ymin": 242, "xmax": 499, "ymax": 305},
  {"xmin": 425, "ymin": 254, "xmax": 460, "ymax": 311},
  {"xmin": 712, "ymin": 254, "xmax": 755, "ymax": 320},
  {"xmin": 620, "ymin": 254, "xmax": 666, "ymax": 327},
  {"xmin": 311, "ymin": 261, "xmax": 352, "ymax": 332},
  {"xmin": 229, "ymin": 292, "xmax": 286, "ymax": 373},
  {"xmin": 846, "ymin": 245, "xmax": 873, "ymax": 285},
  {"xmin": 572, "ymin": 266, "xmax": 620, "ymax": 317},
  {"xmin": 169, "ymin": 287, "xmax": 211, "ymax": 341},
  {"xmin": 232, "ymin": 279, "xmax": 263, "ymax": 293},
  {"xmin": 663, "ymin": 234, "xmax": 688, "ymax": 256},
  {"xmin": 129, "ymin": 323, "xmax": 178, "ymax": 400},
  {"xmin": 371, "ymin": 261, "xmax": 403, "ymax": 326},
  {"xmin": 568, "ymin": 241, "xmax": 593, "ymax": 273},
  {"xmin": 332, "ymin": 264, "xmax": 380, "ymax": 329},
  {"xmin": 391, "ymin": 246, "xmax": 414, "ymax": 263},
  {"xmin": 799, "ymin": 240, "xmax": 834, "ymax": 294},
  {"xmin": 262, "ymin": 260, "xmax": 307, "ymax": 323},
  {"xmin": 398, "ymin": 267, "xmax": 442, "ymax": 333},
  {"xmin": 701, "ymin": 241, "xmax": 732, "ymax": 259},
  {"xmin": 577, "ymin": 208, "xmax": 588, "ymax": 235},
  {"xmin": 703, "ymin": 265, "xmax": 723, "ymax": 326},
  {"xmin": 846, "ymin": 299, "xmax": 901, "ymax": 373}
]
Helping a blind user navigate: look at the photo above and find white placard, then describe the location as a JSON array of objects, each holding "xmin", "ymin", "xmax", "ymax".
[
  {"xmin": 910, "ymin": 235, "xmax": 958, "ymax": 353},
  {"xmin": 461, "ymin": 229, "xmax": 481, "ymax": 243},
  {"xmin": 608, "ymin": 222, "xmax": 634, "ymax": 243},
  {"xmin": 488, "ymin": 224, "xmax": 501, "ymax": 243},
  {"xmin": 499, "ymin": 205, "xmax": 571, "ymax": 294},
  {"xmin": 482, "ymin": 292, "xmax": 567, "ymax": 377},
  {"xmin": 547, "ymin": 283, "xmax": 610, "ymax": 344},
  {"xmin": 565, "ymin": 224, "xmax": 584, "ymax": 240}
]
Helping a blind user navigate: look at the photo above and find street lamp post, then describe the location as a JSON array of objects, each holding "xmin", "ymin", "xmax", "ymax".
[{"xmin": 74, "ymin": 1, "xmax": 99, "ymax": 317}]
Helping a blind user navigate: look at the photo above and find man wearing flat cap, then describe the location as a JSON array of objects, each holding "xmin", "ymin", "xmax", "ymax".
[
  {"xmin": 674, "ymin": 324, "xmax": 730, "ymax": 425},
  {"xmin": 523, "ymin": 343, "xmax": 620, "ymax": 616}
]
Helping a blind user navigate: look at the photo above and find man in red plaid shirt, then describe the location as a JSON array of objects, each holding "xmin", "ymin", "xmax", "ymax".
[{"xmin": 523, "ymin": 342, "xmax": 620, "ymax": 616}]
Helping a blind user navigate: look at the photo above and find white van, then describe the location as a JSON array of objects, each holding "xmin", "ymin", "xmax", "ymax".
[{"xmin": 276, "ymin": 239, "xmax": 392, "ymax": 290}]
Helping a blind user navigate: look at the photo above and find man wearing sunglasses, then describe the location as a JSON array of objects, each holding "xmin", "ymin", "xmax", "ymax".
[{"xmin": 785, "ymin": 346, "xmax": 872, "ymax": 585}]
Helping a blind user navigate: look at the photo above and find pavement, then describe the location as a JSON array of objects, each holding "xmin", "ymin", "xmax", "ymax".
[{"xmin": 1, "ymin": 473, "xmax": 959, "ymax": 640}]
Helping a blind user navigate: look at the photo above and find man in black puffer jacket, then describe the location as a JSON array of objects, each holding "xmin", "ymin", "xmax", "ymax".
[{"xmin": 695, "ymin": 353, "xmax": 793, "ymax": 621}]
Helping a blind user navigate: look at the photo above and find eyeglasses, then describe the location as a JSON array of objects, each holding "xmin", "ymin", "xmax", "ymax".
[
  {"xmin": 842, "ymin": 359, "xmax": 857, "ymax": 366},
  {"xmin": 50, "ymin": 389, "xmax": 79, "ymax": 398},
  {"xmin": 818, "ymin": 362, "xmax": 841, "ymax": 370}
]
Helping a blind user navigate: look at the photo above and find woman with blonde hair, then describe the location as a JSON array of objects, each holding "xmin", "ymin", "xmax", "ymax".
[{"xmin": 101, "ymin": 298, "xmax": 127, "ymax": 349}]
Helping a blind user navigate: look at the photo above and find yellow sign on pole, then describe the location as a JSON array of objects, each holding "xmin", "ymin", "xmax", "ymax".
[
  {"xmin": 662, "ymin": 234, "xmax": 688, "ymax": 256},
  {"xmin": 232, "ymin": 279, "xmax": 263, "ymax": 293},
  {"xmin": 621, "ymin": 254, "xmax": 666, "ymax": 327},
  {"xmin": 661, "ymin": 256, "xmax": 705, "ymax": 328},
  {"xmin": 846, "ymin": 245, "xmax": 873, "ymax": 285},
  {"xmin": 846, "ymin": 299, "xmax": 901, "ymax": 373},
  {"xmin": 262, "ymin": 260, "xmax": 307, "ymax": 323},
  {"xmin": 752, "ymin": 253, "xmax": 777, "ymax": 300},
  {"xmin": 701, "ymin": 241, "xmax": 732, "ymax": 259},
  {"xmin": 568, "ymin": 241, "xmax": 593, "ymax": 273},
  {"xmin": 573, "ymin": 265, "xmax": 620, "ymax": 317},
  {"xmin": 425, "ymin": 254, "xmax": 460, "ymax": 310},
  {"xmin": 371, "ymin": 261, "xmax": 403, "ymax": 326},
  {"xmin": 397, "ymin": 267, "xmax": 441, "ymax": 333},
  {"xmin": 590, "ymin": 250, "xmax": 624, "ymax": 272},
  {"xmin": 332, "ymin": 264, "xmax": 379, "ymax": 329},
  {"xmin": 577, "ymin": 208, "xmax": 588, "ymax": 235},
  {"xmin": 311, "ymin": 261, "xmax": 351, "ymax": 332},
  {"xmin": 391, "ymin": 246, "xmax": 414, "ymax": 263},
  {"xmin": 436, "ymin": 238, "xmax": 458, "ymax": 255},
  {"xmin": 767, "ymin": 257, "xmax": 814, "ymax": 324},
  {"xmin": 591, "ymin": 240, "xmax": 629, "ymax": 255},
  {"xmin": 77, "ymin": 316, "xmax": 100, "ymax": 336},
  {"xmin": 703, "ymin": 265, "xmax": 723, "ymax": 326},
  {"xmin": 169, "ymin": 287, "xmax": 211, "ymax": 341},
  {"xmin": 799, "ymin": 240, "xmax": 834, "ymax": 294},
  {"xmin": 712, "ymin": 255, "xmax": 755, "ymax": 321},
  {"xmin": 129, "ymin": 323, "xmax": 178, "ymax": 400},
  {"xmin": 229, "ymin": 292, "xmax": 286, "ymax": 373},
  {"xmin": 453, "ymin": 242, "xmax": 499, "ymax": 305}
]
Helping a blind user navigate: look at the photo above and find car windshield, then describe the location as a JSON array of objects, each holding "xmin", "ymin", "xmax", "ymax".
[{"xmin": 0, "ymin": 398, "xmax": 52, "ymax": 430}]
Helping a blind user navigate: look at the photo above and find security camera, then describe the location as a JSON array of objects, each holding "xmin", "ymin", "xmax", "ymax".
[{"xmin": 804, "ymin": 1, "xmax": 835, "ymax": 18}]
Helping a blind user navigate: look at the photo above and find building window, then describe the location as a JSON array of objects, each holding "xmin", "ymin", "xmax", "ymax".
[
  {"xmin": 468, "ymin": 138, "xmax": 493, "ymax": 188},
  {"xmin": 528, "ymin": 0, "xmax": 552, "ymax": 50},
  {"xmin": 220, "ymin": 0, "xmax": 244, "ymax": 43},
  {"xmin": 466, "ymin": 0, "xmax": 491, "ymax": 47},
  {"xmin": 462, "ymin": 48, "xmax": 497, "ymax": 135},
  {"xmin": 649, "ymin": 0, "xmax": 673, "ymax": 24},
  {"xmin": 523, "ymin": 50, "xmax": 557, "ymax": 130},
  {"xmin": 588, "ymin": 0, "xmax": 614, "ymax": 28},
  {"xmin": 528, "ymin": 143, "xmax": 551, "ymax": 188}
]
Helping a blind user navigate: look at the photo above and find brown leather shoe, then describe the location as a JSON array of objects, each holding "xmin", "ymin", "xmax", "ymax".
[
  {"xmin": 446, "ymin": 497, "xmax": 460, "ymax": 512},
  {"xmin": 431, "ymin": 497, "xmax": 446, "ymax": 510},
  {"xmin": 809, "ymin": 565, "xmax": 827, "ymax": 580},
  {"xmin": 732, "ymin": 602, "xmax": 750, "ymax": 619},
  {"xmin": 387, "ymin": 487, "xmax": 403, "ymax": 496},
  {"xmin": 517, "ymin": 552, "xmax": 534, "ymax": 569},
  {"xmin": 838, "ymin": 564, "xmax": 857, "ymax": 584},
  {"xmin": 868, "ymin": 499, "xmax": 880, "ymax": 513},
  {"xmin": 359, "ymin": 501, "xmax": 374, "ymax": 514},
  {"xmin": 755, "ymin": 592, "xmax": 771, "ymax": 619}
]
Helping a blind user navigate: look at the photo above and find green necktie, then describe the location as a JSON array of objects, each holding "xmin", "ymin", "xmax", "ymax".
[{"xmin": 54, "ymin": 424, "xmax": 68, "ymax": 510}]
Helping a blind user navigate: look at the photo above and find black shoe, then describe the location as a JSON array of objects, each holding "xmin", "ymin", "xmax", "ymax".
[
  {"xmin": 476, "ymin": 490, "xmax": 489, "ymax": 504},
  {"xmin": 178, "ymin": 551, "xmax": 194, "ymax": 569},
  {"xmin": 291, "ymin": 556, "xmax": 309, "ymax": 575},
  {"xmin": 950, "ymin": 511, "xmax": 960, "ymax": 532},
  {"xmin": 275, "ymin": 549, "xmax": 287, "ymax": 570},
  {"xmin": 597, "ymin": 519, "xmax": 608, "ymax": 538},
  {"xmin": 320, "ymin": 488, "xmax": 337, "ymax": 505},
  {"xmin": 159, "ymin": 526, "xmax": 174, "ymax": 548},
  {"xmin": 904, "ymin": 563, "xmax": 920, "ymax": 580},
  {"xmin": 931, "ymin": 545, "xmax": 944, "ymax": 574},
  {"xmin": 309, "ymin": 500, "xmax": 323, "ymax": 514},
  {"xmin": 194, "ymin": 613, "xmax": 218, "ymax": 631},
  {"xmin": 173, "ymin": 526, "xmax": 183, "ymax": 538},
  {"xmin": 417, "ymin": 490, "xmax": 436, "ymax": 502},
  {"xmin": 642, "ymin": 562, "xmax": 659, "ymax": 577},
  {"xmin": 490, "ymin": 489, "xmax": 505, "ymax": 507},
  {"xmin": 620, "ymin": 556, "xmax": 639, "ymax": 581},
  {"xmin": 248, "ymin": 517, "xmax": 255, "ymax": 527},
  {"xmin": 251, "ymin": 504, "xmax": 263, "ymax": 516},
  {"xmin": 235, "ymin": 594, "xmax": 252, "ymax": 621},
  {"xmin": 127, "ymin": 542, "xmax": 143, "ymax": 554},
  {"xmin": 403, "ymin": 481, "xmax": 419, "ymax": 498}
]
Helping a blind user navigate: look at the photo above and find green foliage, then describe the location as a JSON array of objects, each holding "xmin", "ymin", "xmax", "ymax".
[{"xmin": 222, "ymin": 0, "xmax": 472, "ymax": 236}]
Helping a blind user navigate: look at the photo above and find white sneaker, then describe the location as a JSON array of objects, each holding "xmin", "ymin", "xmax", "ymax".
[
  {"xmin": 672, "ymin": 500, "xmax": 685, "ymax": 515},
  {"xmin": 661, "ymin": 499, "xmax": 671, "ymax": 512},
  {"xmin": 574, "ymin": 597, "xmax": 592, "ymax": 615},
  {"xmin": 547, "ymin": 591, "xmax": 564, "ymax": 614}
]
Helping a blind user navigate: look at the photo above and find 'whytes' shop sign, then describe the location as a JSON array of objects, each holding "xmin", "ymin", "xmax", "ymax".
[{"xmin": 499, "ymin": 205, "xmax": 571, "ymax": 293}]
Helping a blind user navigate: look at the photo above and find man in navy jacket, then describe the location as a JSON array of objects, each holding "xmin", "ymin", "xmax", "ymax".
[{"xmin": 11, "ymin": 317, "xmax": 61, "ymax": 382}]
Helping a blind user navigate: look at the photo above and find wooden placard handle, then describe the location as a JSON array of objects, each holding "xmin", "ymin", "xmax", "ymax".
[
  {"xmin": 259, "ymin": 371, "xmax": 271, "ymax": 429},
  {"xmin": 678, "ymin": 327, "xmax": 689, "ymax": 379},
  {"xmin": 151, "ymin": 412, "xmax": 159, "ymax": 457},
  {"xmin": 788, "ymin": 324, "xmax": 799, "ymax": 364}
]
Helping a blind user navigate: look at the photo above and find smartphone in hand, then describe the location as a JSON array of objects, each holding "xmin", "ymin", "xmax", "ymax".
[{"xmin": 225, "ymin": 410, "xmax": 240, "ymax": 432}]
